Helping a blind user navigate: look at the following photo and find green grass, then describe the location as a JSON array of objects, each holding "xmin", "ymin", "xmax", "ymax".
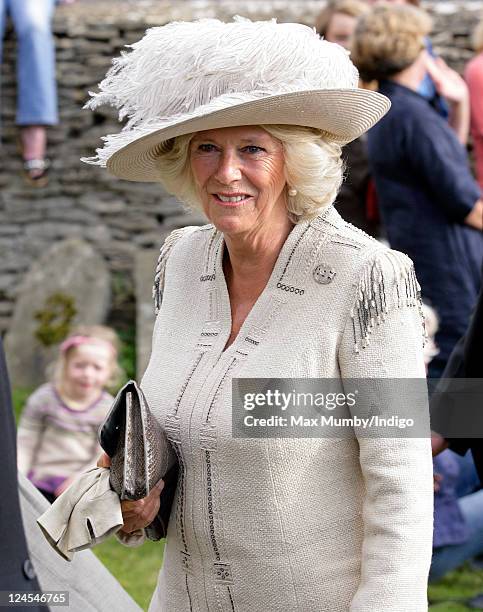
[
  {"xmin": 12, "ymin": 386, "xmax": 33, "ymax": 423},
  {"xmin": 429, "ymin": 563, "xmax": 483, "ymax": 610},
  {"xmin": 92, "ymin": 538, "xmax": 165, "ymax": 610},
  {"xmin": 430, "ymin": 605, "xmax": 475, "ymax": 612},
  {"xmin": 117, "ymin": 325, "xmax": 136, "ymax": 382},
  {"xmin": 12, "ymin": 389, "xmax": 483, "ymax": 610}
]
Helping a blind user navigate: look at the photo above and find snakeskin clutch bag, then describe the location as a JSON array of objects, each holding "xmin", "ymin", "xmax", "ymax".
[{"xmin": 98, "ymin": 380, "xmax": 177, "ymax": 541}]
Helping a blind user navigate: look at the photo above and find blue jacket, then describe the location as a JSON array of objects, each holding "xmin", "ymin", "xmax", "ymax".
[{"xmin": 367, "ymin": 81, "xmax": 482, "ymax": 373}]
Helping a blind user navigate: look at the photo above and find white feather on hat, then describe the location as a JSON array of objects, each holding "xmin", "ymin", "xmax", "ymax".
[{"xmin": 82, "ymin": 16, "xmax": 390, "ymax": 182}]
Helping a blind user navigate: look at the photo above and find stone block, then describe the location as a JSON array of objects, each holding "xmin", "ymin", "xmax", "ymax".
[
  {"xmin": 132, "ymin": 232, "xmax": 165, "ymax": 248},
  {"xmin": 45, "ymin": 208, "xmax": 99, "ymax": 225},
  {"xmin": 99, "ymin": 241, "xmax": 137, "ymax": 271},
  {"xmin": 0, "ymin": 274, "xmax": 16, "ymax": 292},
  {"xmin": 109, "ymin": 212, "xmax": 157, "ymax": 232},
  {"xmin": 0, "ymin": 252, "xmax": 31, "ymax": 273},
  {"xmin": 31, "ymin": 197, "xmax": 72, "ymax": 211},
  {"xmin": 25, "ymin": 223, "xmax": 85, "ymax": 240},
  {"xmin": 0, "ymin": 302, "xmax": 13, "ymax": 315},
  {"xmin": 87, "ymin": 225, "xmax": 112, "ymax": 243},
  {"xmin": 163, "ymin": 211, "xmax": 208, "ymax": 229},
  {"xmin": 134, "ymin": 249, "xmax": 159, "ymax": 380},
  {"xmin": 0, "ymin": 224, "xmax": 21, "ymax": 236},
  {"xmin": 85, "ymin": 27, "xmax": 119, "ymax": 41},
  {"xmin": 4, "ymin": 239, "xmax": 111, "ymax": 387},
  {"xmin": 78, "ymin": 193, "xmax": 127, "ymax": 214},
  {"xmin": 0, "ymin": 316, "xmax": 11, "ymax": 333}
]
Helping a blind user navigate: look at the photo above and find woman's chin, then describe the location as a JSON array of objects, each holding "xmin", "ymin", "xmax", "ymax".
[
  {"xmin": 206, "ymin": 205, "xmax": 255, "ymax": 235},
  {"xmin": 211, "ymin": 216, "xmax": 252, "ymax": 236}
]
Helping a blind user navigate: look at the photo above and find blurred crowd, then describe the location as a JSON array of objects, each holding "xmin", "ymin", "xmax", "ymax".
[
  {"xmin": 318, "ymin": 0, "xmax": 483, "ymax": 587},
  {"xmin": 1, "ymin": 0, "xmax": 483, "ymax": 597}
]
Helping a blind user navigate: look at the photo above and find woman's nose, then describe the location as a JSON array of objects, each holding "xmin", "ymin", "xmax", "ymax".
[{"xmin": 213, "ymin": 149, "xmax": 242, "ymax": 184}]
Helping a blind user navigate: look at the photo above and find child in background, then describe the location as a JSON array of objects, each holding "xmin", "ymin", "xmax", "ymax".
[{"xmin": 17, "ymin": 325, "xmax": 121, "ymax": 503}]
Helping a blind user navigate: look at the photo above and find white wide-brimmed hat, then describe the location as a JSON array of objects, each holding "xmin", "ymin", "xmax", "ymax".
[{"xmin": 82, "ymin": 17, "xmax": 390, "ymax": 182}]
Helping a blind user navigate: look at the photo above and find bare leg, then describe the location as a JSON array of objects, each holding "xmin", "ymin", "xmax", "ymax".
[
  {"xmin": 20, "ymin": 125, "xmax": 47, "ymax": 161},
  {"xmin": 20, "ymin": 125, "xmax": 49, "ymax": 184}
]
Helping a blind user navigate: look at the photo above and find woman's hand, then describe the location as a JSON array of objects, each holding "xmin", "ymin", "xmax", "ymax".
[
  {"xmin": 97, "ymin": 452, "xmax": 111, "ymax": 468},
  {"xmin": 96, "ymin": 452, "xmax": 165, "ymax": 533},
  {"xmin": 119, "ymin": 480, "xmax": 165, "ymax": 534}
]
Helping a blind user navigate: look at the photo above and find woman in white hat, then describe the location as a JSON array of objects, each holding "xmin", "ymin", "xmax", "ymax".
[{"xmin": 87, "ymin": 18, "xmax": 433, "ymax": 611}]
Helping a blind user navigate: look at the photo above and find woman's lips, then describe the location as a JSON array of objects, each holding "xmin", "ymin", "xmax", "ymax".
[{"xmin": 212, "ymin": 194, "xmax": 253, "ymax": 206}]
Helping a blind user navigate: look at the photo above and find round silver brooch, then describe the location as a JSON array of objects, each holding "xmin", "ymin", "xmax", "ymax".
[{"xmin": 313, "ymin": 264, "xmax": 336, "ymax": 285}]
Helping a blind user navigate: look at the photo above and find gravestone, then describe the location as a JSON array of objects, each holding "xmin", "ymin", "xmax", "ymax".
[
  {"xmin": 135, "ymin": 212, "xmax": 207, "ymax": 380},
  {"xmin": 135, "ymin": 249, "xmax": 159, "ymax": 381},
  {"xmin": 4, "ymin": 239, "xmax": 111, "ymax": 388}
]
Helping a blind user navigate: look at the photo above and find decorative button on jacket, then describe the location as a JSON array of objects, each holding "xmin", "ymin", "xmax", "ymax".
[{"xmin": 140, "ymin": 206, "xmax": 433, "ymax": 612}]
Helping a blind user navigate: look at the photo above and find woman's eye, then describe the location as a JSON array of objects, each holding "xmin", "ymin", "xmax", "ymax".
[
  {"xmin": 243, "ymin": 146, "xmax": 264, "ymax": 154},
  {"xmin": 198, "ymin": 143, "xmax": 217, "ymax": 153}
]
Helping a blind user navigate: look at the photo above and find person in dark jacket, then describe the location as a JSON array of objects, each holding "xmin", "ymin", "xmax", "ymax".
[
  {"xmin": 351, "ymin": 4, "xmax": 483, "ymax": 378},
  {"xmin": 430, "ymin": 267, "xmax": 483, "ymax": 596},
  {"xmin": 0, "ymin": 337, "xmax": 45, "ymax": 611},
  {"xmin": 431, "ymin": 270, "xmax": 483, "ymax": 477}
]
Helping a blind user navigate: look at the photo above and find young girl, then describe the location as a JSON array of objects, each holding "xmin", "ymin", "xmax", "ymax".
[{"xmin": 17, "ymin": 325, "xmax": 121, "ymax": 503}]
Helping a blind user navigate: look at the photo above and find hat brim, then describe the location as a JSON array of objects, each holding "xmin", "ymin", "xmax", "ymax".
[{"xmin": 106, "ymin": 88, "xmax": 390, "ymax": 182}]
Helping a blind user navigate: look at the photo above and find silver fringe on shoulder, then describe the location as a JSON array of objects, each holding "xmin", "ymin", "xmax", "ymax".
[{"xmin": 350, "ymin": 250, "xmax": 427, "ymax": 353}]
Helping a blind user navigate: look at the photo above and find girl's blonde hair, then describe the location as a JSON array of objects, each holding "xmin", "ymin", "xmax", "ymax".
[
  {"xmin": 154, "ymin": 124, "xmax": 343, "ymax": 223},
  {"xmin": 50, "ymin": 325, "xmax": 122, "ymax": 389}
]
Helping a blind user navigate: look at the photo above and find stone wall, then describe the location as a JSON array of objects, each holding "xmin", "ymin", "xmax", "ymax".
[{"xmin": 1, "ymin": 0, "xmax": 482, "ymax": 334}]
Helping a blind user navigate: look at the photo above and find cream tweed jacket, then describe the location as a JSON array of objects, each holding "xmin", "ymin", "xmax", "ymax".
[{"xmin": 139, "ymin": 205, "xmax": 433, "ymax": 612}]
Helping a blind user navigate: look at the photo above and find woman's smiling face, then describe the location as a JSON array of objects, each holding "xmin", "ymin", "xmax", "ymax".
[{"xmin": 189, "ymin": 126, "xmax": 288, "ymax": 236}]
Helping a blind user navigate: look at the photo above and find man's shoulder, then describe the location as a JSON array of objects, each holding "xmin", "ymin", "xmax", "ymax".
[
  {"xmin": 370, "ymin": 87, "xmax": 454, "ymax": 159},
  {"xmin": 377, "ymin": 85, "xmax": 440, "ymax": 128}
]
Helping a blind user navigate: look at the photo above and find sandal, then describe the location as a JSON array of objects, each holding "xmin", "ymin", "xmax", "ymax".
[{"xmin": 23, "ymin": 158, "xmax": 50, "ymax": 188}]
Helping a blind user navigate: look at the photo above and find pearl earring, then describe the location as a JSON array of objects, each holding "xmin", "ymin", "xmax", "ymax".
[{"xmin": 288, "ymin": 187, "xmax": 297, "ymax": 196}]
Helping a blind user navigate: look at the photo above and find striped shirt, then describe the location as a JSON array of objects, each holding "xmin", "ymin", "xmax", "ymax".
[{"xmin": 17, "ymin": 383, "xmax": 113, "ymax": 493}]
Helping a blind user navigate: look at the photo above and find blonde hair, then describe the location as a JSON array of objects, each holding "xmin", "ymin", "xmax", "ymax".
[
  {"xmin": 472, "ymin": 19, "xmax": 483, "ymax": 53},
  {"xmin": 351, "ymin": 4, "xmax": 432, "ymax": 82},
  {"xmin": 50, "ymin": 325, "xmax": 122, "ymax": 389},
  {"xmin": 315, "ymin": 0, "xmax": 369, "ymax": 38},
  {"xmin": 154, "ymin": 125, "xmax": 343, "ymax": 223}
]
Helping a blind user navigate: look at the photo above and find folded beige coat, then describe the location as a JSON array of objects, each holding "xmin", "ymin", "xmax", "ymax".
[{"xmin": 37, "ymin": 467, "xmax": 124, "ymax": 561}]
